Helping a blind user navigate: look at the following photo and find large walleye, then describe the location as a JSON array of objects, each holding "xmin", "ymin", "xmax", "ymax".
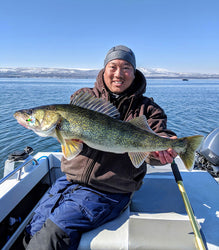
[{"xmin": 14, "ymin": 92, "xmax": 203, "ymax": 170}]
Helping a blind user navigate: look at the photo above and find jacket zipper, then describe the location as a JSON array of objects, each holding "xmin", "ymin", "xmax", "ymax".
[{"xmin": 82, "ymin": 150, "xmax": 99, "ymax": 185}]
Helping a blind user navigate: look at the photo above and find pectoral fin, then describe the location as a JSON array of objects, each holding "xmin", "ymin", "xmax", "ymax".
[
  {"xmin": 128, "ymin": 152, "xmax": 149, "ymax": 168},
  {"xmin": 55, "ymin": 129, "xmax": 83, "ymax": 160},
  {"xmin": 61, "ymin": 139, "xmax": 83, "ymax": 160}
]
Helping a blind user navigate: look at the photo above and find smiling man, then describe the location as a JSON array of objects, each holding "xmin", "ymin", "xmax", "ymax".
[
  {"xmin": 104, "ymin": 59, "xmax": 135, "ymax": 94},
  {"xmin": 103, "ymin": 46, "xmax": 136, "ymax": 94},
  {"xmin": 24, "ymin": 45, "xmax": 177, "ymax": 250}
]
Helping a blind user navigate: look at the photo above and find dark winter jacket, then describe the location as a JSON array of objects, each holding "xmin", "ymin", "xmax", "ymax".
[{"xmin": 61, "ymin": 69, "xmax": 176, "ymax": 193}]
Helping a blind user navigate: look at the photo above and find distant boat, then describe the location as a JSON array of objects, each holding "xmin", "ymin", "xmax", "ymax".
[{"xmin": 182, "ymin": 78, "xmax": 189, "ymax": 81}]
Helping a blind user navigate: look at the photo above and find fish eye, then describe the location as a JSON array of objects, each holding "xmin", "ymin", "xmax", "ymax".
[{"xmin": 26, "ymin": 110, "xmax": 33, "ymax": 115}]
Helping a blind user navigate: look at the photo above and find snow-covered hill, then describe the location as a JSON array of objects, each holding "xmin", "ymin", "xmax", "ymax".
[{"xmin": 0, "ymin": 67, "xmax": 218, "ymax": 79}]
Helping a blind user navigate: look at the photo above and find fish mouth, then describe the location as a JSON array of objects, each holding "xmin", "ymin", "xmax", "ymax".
[{"xmin": 14, "ymin": 112, "xmax": 29, "ymax": 128}]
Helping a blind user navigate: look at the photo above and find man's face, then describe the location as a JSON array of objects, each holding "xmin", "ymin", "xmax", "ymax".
[{"xmin": 104, "ymin": 59, "xmax": 135, "ymax": 94}]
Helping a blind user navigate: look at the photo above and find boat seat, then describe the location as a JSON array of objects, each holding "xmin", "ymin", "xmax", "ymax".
[{"xmin": 78, "ymin": 171, "xmax": 197, "ymax": 250}]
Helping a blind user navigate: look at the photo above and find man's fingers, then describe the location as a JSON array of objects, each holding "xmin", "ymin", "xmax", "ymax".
[
  {"xmin": 167, "ymin": 148, "xmax": 178, "ymax": 158},
  {"xmin": 157, "ymin": 150, "xmax": 176, "ymax": 164}
]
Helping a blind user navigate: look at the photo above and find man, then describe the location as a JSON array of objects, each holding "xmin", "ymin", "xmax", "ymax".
[{"xmin": 25, "ymin": 45, "xmax": 177, "ymax": 249}]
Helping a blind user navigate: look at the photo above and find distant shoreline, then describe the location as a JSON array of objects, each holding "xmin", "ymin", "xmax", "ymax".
[
  {"xmin": 1, "ymin": 76, "xmax": 219, "ymax": 80},
  {"xmin": 0, "ymin": 67, "xmax": 219, "ymax": 79}
]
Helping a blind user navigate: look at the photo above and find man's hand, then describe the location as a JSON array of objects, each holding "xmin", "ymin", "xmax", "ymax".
[{"xmin": 150, "ymin": 136, "xmax": 178, "ymax": 164}]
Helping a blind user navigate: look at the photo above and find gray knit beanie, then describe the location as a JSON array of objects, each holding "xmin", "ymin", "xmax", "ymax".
[{"xmin": 104, "ymin": 45, "xmax": 136, "ymax": 70}]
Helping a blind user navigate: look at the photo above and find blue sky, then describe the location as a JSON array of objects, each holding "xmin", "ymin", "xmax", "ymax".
[{"xmin": 0, "ymin": 0, "xmax": 219, "ymax": 73}]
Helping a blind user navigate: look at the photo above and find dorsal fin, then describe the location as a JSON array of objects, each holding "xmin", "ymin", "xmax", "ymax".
[
  {"xmin": 70, "ymin": 91, "xmax": 120, "ymax": 118},
  {"xmin": 128, "ymin": 115, "xmax": 156, "ymax": 133}
]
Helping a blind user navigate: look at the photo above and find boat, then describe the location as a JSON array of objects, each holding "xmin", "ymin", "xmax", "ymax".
[
  {"xmin": 182, "ymin": 79, "xmax": 189, "ymax": 81},
  {"xmin": 0, "ymin": 129, "xmax": 219, "ymax": 250}
]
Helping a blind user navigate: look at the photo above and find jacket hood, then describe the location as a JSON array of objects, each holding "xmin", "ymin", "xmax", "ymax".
[{"xmin": 94, "ymin": 68, "xmax": 147, "ymax": 100}]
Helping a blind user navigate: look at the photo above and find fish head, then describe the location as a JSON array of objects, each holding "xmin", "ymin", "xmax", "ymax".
[{"xmin": 14, "ymin": 106, "xmax": 61, "ymax": 136}]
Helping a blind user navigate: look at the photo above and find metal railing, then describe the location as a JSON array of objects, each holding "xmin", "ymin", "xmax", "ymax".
[{"xmin": 0, "ymin": 156, "xmax": 39, "ymax": 185}]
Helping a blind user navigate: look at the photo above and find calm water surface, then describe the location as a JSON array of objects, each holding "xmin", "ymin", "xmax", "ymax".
[{"xmin": 0, "ymin": 78, "xmax": 219, "ymax": 178}]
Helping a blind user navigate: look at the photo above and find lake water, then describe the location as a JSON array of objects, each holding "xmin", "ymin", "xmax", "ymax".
[{"xmin": 0, "ymin": 78, "xmax": 219, "ymax": 178}]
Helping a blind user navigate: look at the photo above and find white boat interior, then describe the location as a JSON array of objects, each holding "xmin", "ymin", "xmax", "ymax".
[{"xmin": 0, "ymin": 152, "xmax": 219, "ymax": 250}]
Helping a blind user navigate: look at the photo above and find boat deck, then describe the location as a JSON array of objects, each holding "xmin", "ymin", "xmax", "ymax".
[{"xmin": 0, "ymin": 153, "xmax": 219, "ymax": 249}]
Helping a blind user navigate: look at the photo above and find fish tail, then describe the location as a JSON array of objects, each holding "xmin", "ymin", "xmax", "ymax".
[{"xmin": 176, "ymin": 135, "xmax": 203, "ymax": 170}]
